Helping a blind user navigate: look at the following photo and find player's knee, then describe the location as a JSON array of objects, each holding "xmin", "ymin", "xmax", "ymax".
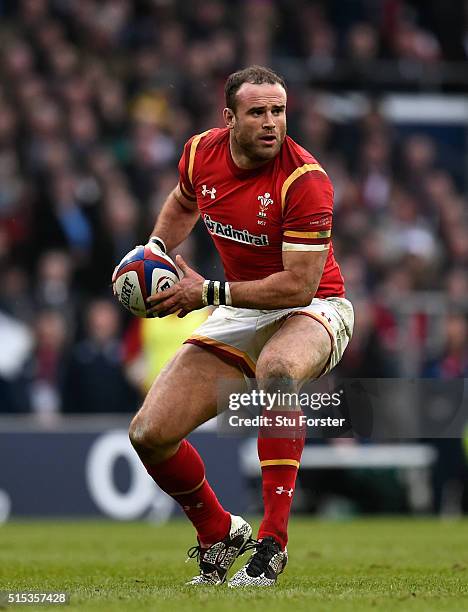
[
  {"xmin": 128, "ymin": 416, "xmax": 152, "ymax": 452},
  {"xmin": 128, "ymin": 414, "xmax": 175, "ymax": 454},
  {"xmin": 256, "ymin": 355, "xmax": 302, "ymax": 388}
]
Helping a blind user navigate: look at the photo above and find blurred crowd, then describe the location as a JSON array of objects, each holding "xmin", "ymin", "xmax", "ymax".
[{"xmin": 1, "ymin": 0, "xmax": 468, "ymax": 422}]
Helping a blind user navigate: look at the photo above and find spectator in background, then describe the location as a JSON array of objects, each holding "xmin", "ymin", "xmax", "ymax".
[
  {"xmin": 423, "ymin": 312, "xmax": 468, "ymax": 514},
  {"xmin": 62, "ymin": 299, "xmax": 141, "ymax": 413},
  {"xmin": 34, "ymin": 251, "xmax": 77, "ymax": 323},
  {"xmin": 0, "ymin": 266, "xmax": 33, "ymax": 323},
  {"xmin": 47, "ymin": 171, "xmax": 94, "ymax": 260},
  {"xmin": 445, "ymin": 268, "xmax": 468, "ymax": 309},
  {"xmin": 337, "ymin": 296, "xmax": 397, "ymax": 378},
  {"xmin": 0, "ymin": 310, "xmax": 33, "ymax": 412},
  {"xmin": 424, "ymin": 312, "xmax": 468, "ymax": 379},
  {"xmin": 347, "ymin": 22, "xmax": 380, "ymax": 64},
  {"xmin": 102, "ymin": 187, "xmax": 141, "ymax": 263},
  {"xmin": 27, "ymin": 309, "xmax": 69, "ymax": 419}
]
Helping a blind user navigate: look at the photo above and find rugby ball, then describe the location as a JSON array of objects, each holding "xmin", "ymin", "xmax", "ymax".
[{"xmin": 112, "ymin": 243, "xmax": 180, "ymax": 317}]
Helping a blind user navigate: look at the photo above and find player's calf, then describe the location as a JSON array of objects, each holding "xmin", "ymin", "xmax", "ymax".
[{"xmin": 253, "ymin": 368, "xmax": 306, "ymax": 571}]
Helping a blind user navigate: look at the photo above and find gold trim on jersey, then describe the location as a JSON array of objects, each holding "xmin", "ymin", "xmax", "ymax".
[
  {"xmin": 283, "ymin": 230, "xmax": 331, "ymax": 239},
  {"xmin": 282, "ymin": 242, "xmax": 330, "ymax": 252},
  {"xmin": 281, "ymin": 163, "xmax": 327, "ymax": 210},
  {"xmin": 180, "ymin": 181, "xmax": 196, "ymax": 200},
  {"xmin": 260, "ymin": 459, "xmax": 300, "ymax": 469},
  {"xmin": 188, "ymin": 129, "xmax": 212, "ymax": 187}
]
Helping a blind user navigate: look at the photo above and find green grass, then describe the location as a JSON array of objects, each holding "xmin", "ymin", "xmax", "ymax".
[{"xmin": 0, "ymin": 518, "xmax": 467, "ymax": 611}]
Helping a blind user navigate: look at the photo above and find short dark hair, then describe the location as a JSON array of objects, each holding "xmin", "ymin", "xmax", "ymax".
[{"xmin": 224, "ymin": 65, "xmax": 286, "ymax": 111}]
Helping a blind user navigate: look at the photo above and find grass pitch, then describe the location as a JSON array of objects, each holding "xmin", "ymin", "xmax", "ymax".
[{"xmin": 0, "ymin": 518, "xmax": 467, "ymax": 611}]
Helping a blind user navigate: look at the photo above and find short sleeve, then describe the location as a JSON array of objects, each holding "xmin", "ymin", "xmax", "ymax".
[
  {"xmin": 177, "ymin": 137, "xmax": 197, "ymax": 202},
  {"xmin": 281, "ymin": 171, "xmax": 334, "ymax": 252}
]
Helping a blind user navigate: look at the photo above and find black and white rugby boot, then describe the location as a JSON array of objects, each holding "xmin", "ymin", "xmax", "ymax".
[
  {"xmin": 186, "ymin": 515, "xmax": 252, "ymax": 585},
  {"xmin": 228, "ymin": 536, "xmax": 288, "ymax": 587}
]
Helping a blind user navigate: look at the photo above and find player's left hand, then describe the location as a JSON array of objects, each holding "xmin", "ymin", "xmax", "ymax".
[{"xmin": 146, "ymin": 255, "xmax": 205, "ymax": 318}]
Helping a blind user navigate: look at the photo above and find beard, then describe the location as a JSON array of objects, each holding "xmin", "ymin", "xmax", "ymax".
[{"xmin": 233, "ymin": 128, "xmax": 283, "ymax": 162}]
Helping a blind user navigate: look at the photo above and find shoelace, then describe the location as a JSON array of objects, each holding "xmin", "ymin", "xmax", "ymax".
[
  {"xmin": 241, "ymin": 537, "xmax": 260, "ymax": 554},
  {"xmin": 186, "ymin": 537, "xmax": 258, "ymax": 565},
  {"xmin": 242, "ymin": 537, "xmax": 280, "ymax": 577},
  {"xmin": 185, "ymin": 544, "xmax": 203, "ymax": 563}
]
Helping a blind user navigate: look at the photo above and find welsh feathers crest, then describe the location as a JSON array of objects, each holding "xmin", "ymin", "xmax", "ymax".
[{"xmin": 257, "ymin": 192, "xmax": 274, "ymax": 219}]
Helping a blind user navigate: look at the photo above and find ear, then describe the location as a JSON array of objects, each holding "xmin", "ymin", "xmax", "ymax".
[{"xmin": 223, "ymin": 107, "xmax": 235, "ymax": 129}]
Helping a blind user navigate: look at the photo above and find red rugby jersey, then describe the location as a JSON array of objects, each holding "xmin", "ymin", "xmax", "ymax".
[{"xmin": 178, "ymin": 128, "xmax": 344, "ymax": 298}]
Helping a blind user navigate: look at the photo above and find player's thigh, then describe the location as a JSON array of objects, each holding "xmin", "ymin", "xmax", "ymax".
[
  {"xmin": 256, "ymin": 314, "xmax": 331, "ymax": 384},
  {"xmin": 130, "ymin": 343, "xmax": 245, "ymax": 446}
]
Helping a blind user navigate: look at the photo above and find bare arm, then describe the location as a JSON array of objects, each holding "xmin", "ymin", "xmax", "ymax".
[
  {"xmin": 150, "ymin": 185, "xmax": 199, "ymax": 251},
  {"xmin": 229, "ymin": 249, "xmax": 328, "ymax": 309},
  {"xmin": 146, "ymin": 248, "xmax": 328, "ymax": 317}
]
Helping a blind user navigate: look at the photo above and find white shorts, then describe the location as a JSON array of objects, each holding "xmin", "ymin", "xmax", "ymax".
[{"xmin": 185, "ymin": 297, "xmax": 354, "ymax": 378}]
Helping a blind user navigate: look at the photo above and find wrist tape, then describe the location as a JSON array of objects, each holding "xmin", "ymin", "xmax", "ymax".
[
  {"xmin": 202, "ymin": 280, "xmax": 232, "ymax": 307},
  {"xmin": 149, "ymin": 236, "xmax": 167, "ymax": 253}
]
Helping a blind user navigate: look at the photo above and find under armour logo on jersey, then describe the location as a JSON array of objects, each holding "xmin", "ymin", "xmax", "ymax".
[
  {"xmin": 276, "ymin": 486, "xmax": 293, "ymax": 497},
  {"xmin": 202, "ymin": 185, "xmax": 216, "ymax": 199}
]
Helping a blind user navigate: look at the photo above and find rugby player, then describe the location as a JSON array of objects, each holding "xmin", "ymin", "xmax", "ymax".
[{"xmin": 127, "ymin": 66, "xmax": 354, "ymax": 587}]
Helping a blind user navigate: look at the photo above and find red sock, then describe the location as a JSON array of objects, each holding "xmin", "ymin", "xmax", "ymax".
[
  {"xmin": 257, "ymin": 412, "xmax": 305, "ymax": 550},
  {"xmin": 144, "ymin": 439, "xmax": 231, "ymax": 547}
]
